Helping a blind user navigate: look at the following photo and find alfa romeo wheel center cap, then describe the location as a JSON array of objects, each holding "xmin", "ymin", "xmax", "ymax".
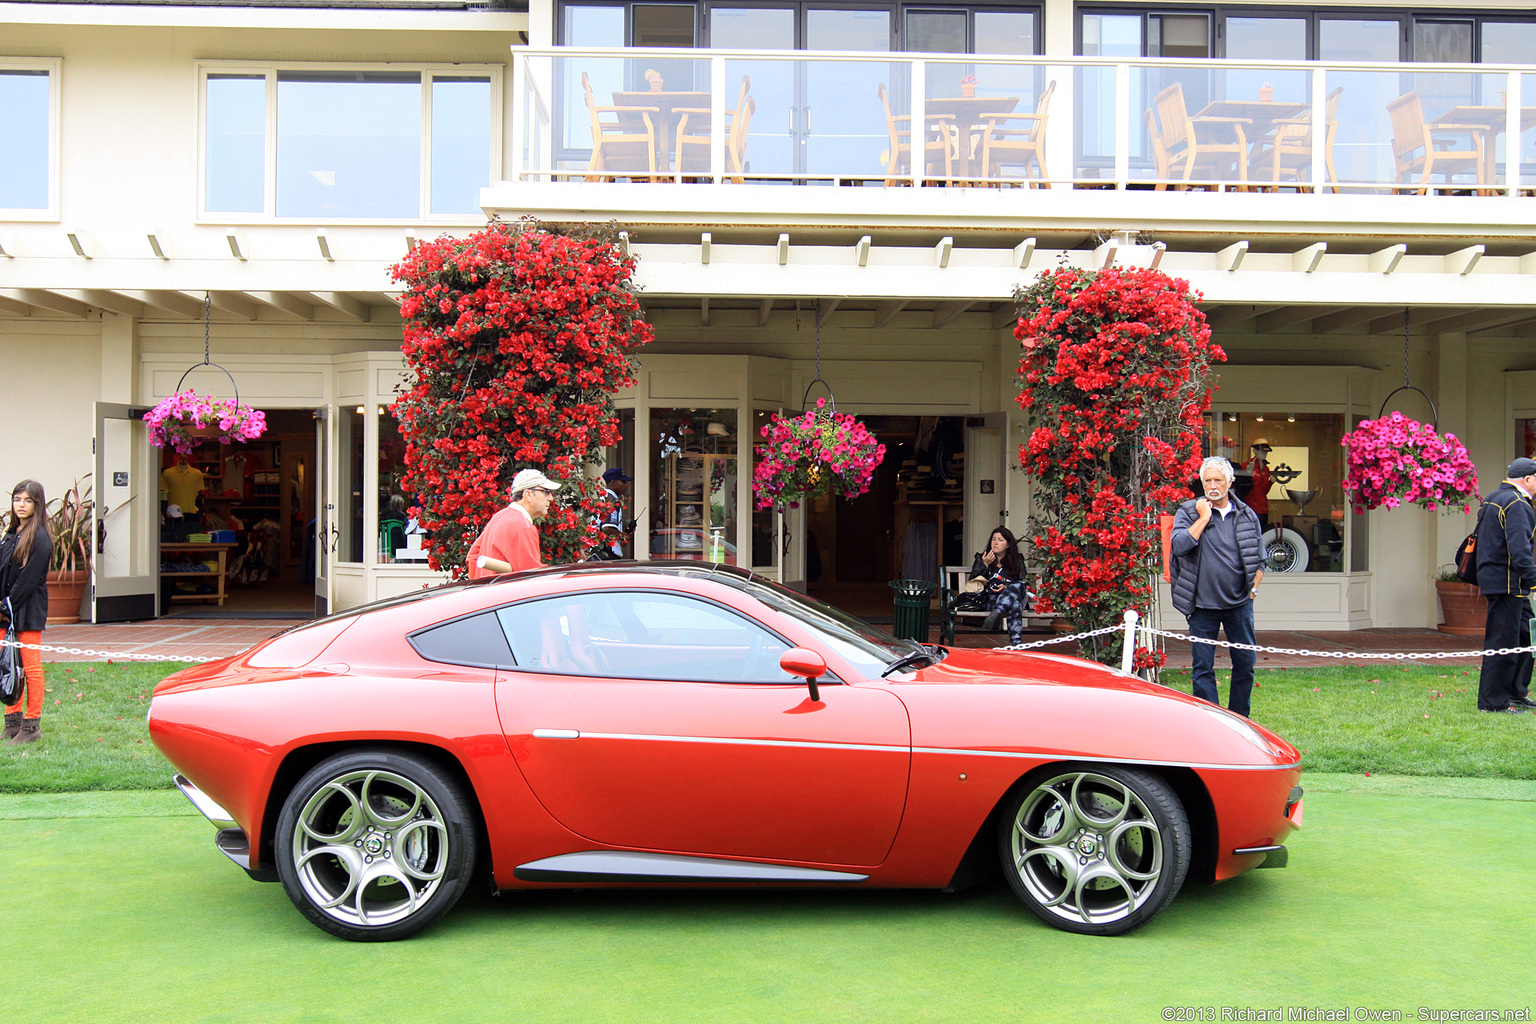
[
  {"xmin": 1078, "ymin": 836, "xmax": 1098, "ymax": 856},
  {"xmin": 364, "ymin": 835, "xmax": 385, "ymax": 855}
]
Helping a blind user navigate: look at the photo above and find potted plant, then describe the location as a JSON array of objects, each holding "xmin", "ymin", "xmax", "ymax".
[
  {"xmin": 1433, "ymin": 565, "xmax": 1485, "ymax": 637},
  {"xmin": 959, "ymin": 74, "xmax": 978, "ymax": 98},
  {"xmin": 644, "ymin": 68, "xmax": 664, "ymax": 92},
  {"xmin": 1341, "ymin": 412, "xmax": 1478, "ymax": 514},
  {"xmin": 143, "ymin": 389, "xmax": 267, "ymax": 455},
  {"xmin": 752, "ymin": 399, "xmax": 886, "ymax": 512},
  {"xmin": 46, "ymin": 477, "xmax": 94, "ymax": 625}
]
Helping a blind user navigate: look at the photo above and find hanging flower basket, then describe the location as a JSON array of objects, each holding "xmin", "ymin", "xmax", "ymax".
[
  {"xmin": 144, "ymin": 389, "xmax": 267, "ymax": 454},
  {"xmin": 1340, "ymin": 411, "xmax": 1478, "ymax": 513},
  {"xmin": 752, "ymin": 399, "xmax": 886, "ymax": 511}
]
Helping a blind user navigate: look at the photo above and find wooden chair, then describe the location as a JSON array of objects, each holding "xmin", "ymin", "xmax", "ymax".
[
  {"xmin": 878, "ymin": 82, "xmax": 956, "ymax": 185},
  {"xmin": 978, "ymin": 80, "xmax": 1055, "ymax": 186},
  {"xmin": 674, "ymin": 76, "xmax": 755, "ymax": 182},
  {"xmin": 1386, "ymin": 91, "xmax": 1486, "ymax": 195},
  {"xmin": 581, "ymin": 70, "xmax": 660, "ymax": 182},
  {"xmin": 1144, "ymin": 82, "xmax": 1250, "ymax": 189},
  {"xmin": 1250, "ymin": 86, "xmax": 1342, "ymax": 192}
]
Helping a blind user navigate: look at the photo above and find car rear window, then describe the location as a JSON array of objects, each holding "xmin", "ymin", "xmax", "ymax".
[{"xmin": 409, "ymin": 612, "xmax": 514, "ymax": 669}]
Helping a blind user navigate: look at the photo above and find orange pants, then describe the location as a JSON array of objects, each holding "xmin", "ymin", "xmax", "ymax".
[{"xmin": 4, "ymin": 631, "xmax": 44, "ymax": 719}]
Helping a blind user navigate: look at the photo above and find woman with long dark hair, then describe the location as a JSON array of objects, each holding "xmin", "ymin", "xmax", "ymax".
[
  {"xmin": 968, "ymin": 526, "xmax": 1029, "ymax": 644},
  {"xmin": 2, "ymin": 480, "xmax": 51, "ymax": 745}
]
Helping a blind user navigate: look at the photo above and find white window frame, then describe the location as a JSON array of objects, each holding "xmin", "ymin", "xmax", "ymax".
[
  {"xmin": 0, "ymin": 57, "xmax": 62, "ymax": 221},
  {"xmin": 196, "ymin": 61, "xmax": 504, "ymax": 224}
]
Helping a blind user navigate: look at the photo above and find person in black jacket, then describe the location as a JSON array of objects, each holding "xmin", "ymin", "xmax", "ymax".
[
  {"xmin": 968, "ymin": 526, "xmax": 1030, "ymax": 644},
  {"xmin": 1169, "ymin": 457, "xmax": 1266, "ymax": 717},
  {"xmin": 1474, "ymin": 458, "xmax": 1536, "ymax": 714},
  {"xmin": 2, "ymin": 480, "xmax": 52, "ymax": 745}
]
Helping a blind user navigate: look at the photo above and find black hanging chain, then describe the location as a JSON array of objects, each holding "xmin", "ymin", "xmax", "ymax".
[
  {"xmin": 202, "ymin": 291, "xmax": 213, "ymax": 366},
  {"xmin": 1403, "ymin": 307, "xmax": 1410, "ymax": 388}
]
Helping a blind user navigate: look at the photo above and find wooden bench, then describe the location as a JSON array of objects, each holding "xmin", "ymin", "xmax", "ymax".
[{"xmin": 937, "ymin": 564, "xmax": 1061, "ymax": 644}]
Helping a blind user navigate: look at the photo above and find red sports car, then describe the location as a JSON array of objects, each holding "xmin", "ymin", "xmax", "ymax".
[{"xmin": 149, "ymin": 562, "xmax": 1302, "ymax": 942}]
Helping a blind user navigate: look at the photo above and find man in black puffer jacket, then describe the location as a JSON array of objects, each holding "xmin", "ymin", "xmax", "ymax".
[
  {"xmin": 1169, "ymin": 457, "xmax": 1266, "ymax": 717},
  {"xmin": 1474, "ymin": 457, "xmax": 1536, "ymax": 714}
]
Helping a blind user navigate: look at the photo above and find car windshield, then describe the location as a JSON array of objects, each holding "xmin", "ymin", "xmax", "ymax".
[{"xmin": 737, "ymin": 578, "xmax": 910, "ymax": 674}]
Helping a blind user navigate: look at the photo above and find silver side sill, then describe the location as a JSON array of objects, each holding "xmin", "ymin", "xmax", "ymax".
[
  {"xmin": 514, "ymin": 851, "xmax": 869, "ymax": 884},
  {"xmin": 173, "ymin": 773, "xmax": 237, "ymax": 828},
  {"xmin": 215, "ymin": 828, "xmax": 279, "ymax": 883}
]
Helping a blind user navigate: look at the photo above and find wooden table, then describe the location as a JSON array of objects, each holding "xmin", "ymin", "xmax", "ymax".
[
  {"xmin": 927, "ymin": 95, "xmax": 1021, "ymax": 178},
  {"xmin": 612, "ymin": 91, "xmax": 711, "ymax": 173},
  {"xmin": 161, "ymin": 542, "xmax": 236, "ymax": 606},
  {"xmin": 1431, "ymin": 106, "xmax": 1536, "ymax": 190},
  {"xmin": 1194, "ymin": 100, "xmax": 1310, "ymax": 185}
]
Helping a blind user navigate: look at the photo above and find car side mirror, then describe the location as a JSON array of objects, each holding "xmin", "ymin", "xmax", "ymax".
[{"xmin": 779, "ymin": 647, "xmax": 827, "ymax": 702}]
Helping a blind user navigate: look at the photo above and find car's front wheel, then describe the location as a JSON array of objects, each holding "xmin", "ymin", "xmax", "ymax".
[
  {"xmin": 275, "ymin": 749, "xmax": 478, "ymax": 941},
  {"xmin": 997, "ymin": 765, "xmax": 1190, "ymax": 936}
]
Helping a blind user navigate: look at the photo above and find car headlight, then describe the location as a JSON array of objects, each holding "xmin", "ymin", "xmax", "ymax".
[{"xmin": 1201, "ymin": 705, "xmax": 1288, "ymax": 758}]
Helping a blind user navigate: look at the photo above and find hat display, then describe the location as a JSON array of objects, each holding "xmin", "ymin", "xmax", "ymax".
[
  {"xmin": 1508, "ymin": 457, "xmax": 1536, "ymax": 478},
  {"xmin": 1250, "ymin": 438, "xmax": 1273, "ymax": 450},
  {"xmin": 602, "ymin": 467, "xmax": 633, "ymax": 483},
  {"xmin": 165, "ymin": 504, "xmax": 183, "ymax": 519},
  {"xmin": 706, "ymin": 422, "xmax": 730, "ymax": 436},
  {"xmin": 511, "ymin": 468, "xmax": 563, "ymax": 495}
]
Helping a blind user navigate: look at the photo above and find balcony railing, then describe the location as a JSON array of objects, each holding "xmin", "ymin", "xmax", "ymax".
[{"xmin": 511, "ymin": 47, "xmax": 1536, "ymax": 194}]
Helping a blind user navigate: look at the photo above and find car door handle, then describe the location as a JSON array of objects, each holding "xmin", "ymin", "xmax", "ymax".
[{"xmin": 532, "ymin": 728, "xmax": 580, "ymax": 739}]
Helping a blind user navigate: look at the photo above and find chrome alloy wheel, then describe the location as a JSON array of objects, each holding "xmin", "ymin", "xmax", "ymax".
[
  {"xmin": 290, "ymin": 769, "xmax": 451, "ymax": 929},
  {"xmin": 1005, "ymin": 769, "xmax": 1181, "ymax": 932}
]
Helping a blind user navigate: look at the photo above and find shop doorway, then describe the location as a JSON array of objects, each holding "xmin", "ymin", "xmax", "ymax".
[
  {"xmin": 157, "ymin": 408, "xmax": 318, "ymax": 619},
  {"xmin": 805, "ymin": 415, "xmax": 966, "ymax": 621}
]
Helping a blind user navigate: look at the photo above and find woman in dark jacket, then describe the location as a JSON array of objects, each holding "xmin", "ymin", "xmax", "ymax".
[
  {"xmin": 968, "ymin": 526, "xmax": 1030, "ymax": 644},
  {"xmin": 2, "ymin": 480, "xmax": 51, "ymax": 745}
]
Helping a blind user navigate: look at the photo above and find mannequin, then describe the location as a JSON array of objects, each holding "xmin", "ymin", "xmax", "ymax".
[{"xmin": 160, "ymin": 454, "xmax": 205, "ymax": 516}]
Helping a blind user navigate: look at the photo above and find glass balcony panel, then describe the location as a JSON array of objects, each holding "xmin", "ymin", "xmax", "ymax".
[
  {"xmin": 927, "ymin": 60, "xmax": 1049, "ymax": 184},
  {"xmin": 552, "ymin": 54, "xmax": 711, "ymax": 180},
  {"xmin": 1074, "ymin": 64, "xmax": 1117, "ymax": 183},
  {"xmin": 805, "ymin": 58, "xmax": 897, "ymax": 180},
  {"xmin": 1524, "ymin": 74, "xmax": 1536, "ymax": 191}
]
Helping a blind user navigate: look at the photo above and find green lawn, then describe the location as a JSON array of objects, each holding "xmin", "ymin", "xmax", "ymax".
[
  {"xmin": 3, "ymin": 660, "xmax": 1533, "ymax": 792},
  {"xmin": 2, "ymin": 777, "xmax": 1532, "ymax": 1023}
]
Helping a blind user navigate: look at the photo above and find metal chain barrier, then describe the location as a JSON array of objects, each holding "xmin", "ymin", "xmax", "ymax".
[
  {"xmin": 1137, "ymin": 625, "xmax": 1530, "ymax": 661},
  {"xmin": 991, "ymin": 623, "xmax": 1127, "ymax": 652},
  {"xmin": 0, "ymin": 636, "xmax": 221, "ymax": 665}
]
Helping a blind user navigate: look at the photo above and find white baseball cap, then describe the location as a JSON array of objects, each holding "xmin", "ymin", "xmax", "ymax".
[{"xmin": 512, "ymin": 468, "xmax": 563, "ymax": 496}]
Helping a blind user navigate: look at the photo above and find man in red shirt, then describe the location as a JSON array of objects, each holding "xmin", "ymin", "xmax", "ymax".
[{"xmin": 467, "ymin": 468, "xmax": 562, "ymax": 578}]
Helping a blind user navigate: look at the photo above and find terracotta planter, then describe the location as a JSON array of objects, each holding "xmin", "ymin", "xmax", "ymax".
[
  {"xmin": 960, "ymin": 84, "xmax": 976, "ymax": 97},
  {"xmin": 1435, "ymin": 579, "xmax": 1486, "ymax": 637},
  {"xmin": 46, "ymin": 569, "xmax": 89, "ymax": 626}
]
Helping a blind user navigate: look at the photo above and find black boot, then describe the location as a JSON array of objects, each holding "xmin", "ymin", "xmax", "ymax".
[
  {"xmin": 982, "ymin": 610, "xmax": 1002, "ymax": 631},
  {"xmin": 1, "ymin": 713, "xmax": 19, "ymax": 741},
  {"xmin": 7, "ymin": 718, "xmax": 39, "ymax": 745}
]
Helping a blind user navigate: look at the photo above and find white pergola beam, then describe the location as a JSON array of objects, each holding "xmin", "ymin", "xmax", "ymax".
[
  {"xmin": 1292, "ymin": 242, "xmax": 1326, "ymax": 273},
  {"xmin": 1256, "ymin": 305, "xmax": 1343, "ymax": 333},
  {"xmin": 933, "ymin": 300, "xmax": 971, "ymax": 329},
  {"xmin": 855, "ymin": 235, "xmax": 871, "ymax": 267},
  {"xmin": 1369, "ymin": 244, "xmax": 1406, "ymax": 274},
  {"xmin": 816, "ymin": 298, "xmax": 840, "ymax": 327},
  {"xmin": 0, "ymin": 289, "xmax": 89, "ymax": 317},
  {"xmin": 316, "ymin": 229, "xmax": 334, "ymax": 262},
  {"xmin": 118, "ymin": 290, "xmax": 205, "ymax": 318},
  {"xmin": 66, "ymin": 228, "xmax": 94, "ymax": 260},
  {"xmin": 700, "ymin": 232, "xmax": 711, "ymax": 265},
  {"xmin": 874, "ymin": 299, "xmax": 907, "ymax": 327},
  {"xmin": 1216, "ymin": 240, "xmax": 1249, "ymax": 272},
  {"xmin": 700, "ymin": 297, "xmax": 710, "ymax": 327},
  {"xmin": 200, "ymin": 290, "xmax": 260, "ymax": 320},
  {"xmin": 935, "ymin": 236, "xmax": 953, "ymax": 268},
  {"xmin": 777, "ymin": 233, "xmax": 789, "ymax": 265},
  {"xmin": 245, "ymin": 291, "xmax": 315, "ymax": 320},
  {"xmin": 62, "ymin": 289, "xmax": 146, "ymax": 318},
  {"xmin": 1444, "ymin": 244, "xmax": 1484, "ymax": 276},
  {"xmin": 991, "ymin": 303, "xmax": 1019, "ymax": 330},
  {"xmin": 306, "ymin": 291, "xmax": 371, "ymax": 322},
  {"xmin": 1313, "ymin": 307, "xmax": 1385, "ymax": 333},
  {"xmin": 1430, "ymin": 308, "xmax": 1536, "ymax": 334},
  {"xmin": 1013, "ymin": 238, "xmax": 1036, "ymax": 269},
  {"xmin": 0, "ymin": 293, "xmax": 31, "ymax": 316},
  {"xmin": 757, "ymin": 298, "xmax": 773, "ymax": 327}
]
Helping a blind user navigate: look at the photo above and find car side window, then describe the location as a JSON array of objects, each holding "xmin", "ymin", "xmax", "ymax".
[
  {"xmin": 408, "ymin": 611, "xmax": 514, "ymax": 669},
  {"xmin": 495, "ymin": 591, "xmax": 804, "ymax": 683}
]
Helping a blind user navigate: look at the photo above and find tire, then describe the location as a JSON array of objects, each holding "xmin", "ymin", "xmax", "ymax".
[
  {"xmin": 1263, "ymin": 527, "xmax": 1310, "ymax": 574},
  {"xmin": 997, "ymin": 765, "xmax": 1191, "ymax": 936},
  {"xmin": 275, "ymin": 749, "xmax": 478, "ymax": 942}
]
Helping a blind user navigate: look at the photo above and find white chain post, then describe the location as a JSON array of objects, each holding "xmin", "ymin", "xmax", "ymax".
[{"xmin": 1119, "ymin": 609, "xmax": 1140, "ymax": 675}]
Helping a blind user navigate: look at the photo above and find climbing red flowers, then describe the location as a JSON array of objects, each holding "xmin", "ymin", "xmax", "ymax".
[
  {"xmin": 390, "ymin": 219, "xmax": 653, "ymax": 575},
  {"xmin": 1015, "ymin": 265, "xmax": 1223, "ymax": 664}
]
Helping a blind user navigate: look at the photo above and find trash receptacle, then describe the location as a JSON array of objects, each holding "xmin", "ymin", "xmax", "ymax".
[{"xmin": 889, "ymin": 579, "xmax": 936, "ymax": 642}]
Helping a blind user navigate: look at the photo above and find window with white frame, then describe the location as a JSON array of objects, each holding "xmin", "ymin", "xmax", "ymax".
[
  {"xmin": 0, "ymin": 60, "xmax": 59, "ymax": 215},
  {"xmin": 200, "ymin": 64, "xmax": 500, "ymax": 220}
]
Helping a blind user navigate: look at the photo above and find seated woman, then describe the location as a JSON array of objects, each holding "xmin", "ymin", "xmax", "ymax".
[{"xmin": 968, "ymin": 526, "xmax": 1031, "ymax": 645}]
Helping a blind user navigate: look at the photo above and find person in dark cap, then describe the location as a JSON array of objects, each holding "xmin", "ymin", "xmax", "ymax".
[
  {"xmin": 598, "ymin": 467, "xmax": 633, "ymax": 559},
  {"xmin": 1474, "ymin": 456, "xmax": 1536, "ymax": 713}
]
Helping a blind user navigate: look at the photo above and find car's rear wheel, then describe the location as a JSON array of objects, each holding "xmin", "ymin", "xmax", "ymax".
[
  {"xmin": 275, "ymin": 749, "xmax": 477, "ymax": 941},
  {"xmin": 997, "ymin": 765, "xmax": 1190, "ymax": 936}
]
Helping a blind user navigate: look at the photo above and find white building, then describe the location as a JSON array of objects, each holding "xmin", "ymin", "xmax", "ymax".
[{"xmin": 4, "ymin": 0, "xmax": 1535, "ymax": 626}]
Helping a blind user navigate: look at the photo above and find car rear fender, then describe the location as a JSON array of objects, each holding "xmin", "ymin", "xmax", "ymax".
[
  {"xmin": 257, "ymin": 740, "xmax": 493, "ymax": 888},
  {"xmin": 941, "ymin": 761, "xmax": 1218, "ymax": 891}
]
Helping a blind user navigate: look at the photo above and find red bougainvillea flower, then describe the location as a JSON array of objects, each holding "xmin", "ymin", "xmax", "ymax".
[
  {"xmin": 390, "ymin": 219, "xmax": 653, "ymax": 575},
  {"xmin": 1014, "ymin": 265, "xmax": 1223, "ymax": 665}
]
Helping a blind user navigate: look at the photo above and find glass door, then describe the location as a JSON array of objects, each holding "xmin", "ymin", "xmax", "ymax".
[
  {"xmin": 92, "ymin": 403, "xmax": 158, "ymax": 622},
  {"xmin": 313, "ymin": 406, "xmax": 332, "ymax": 617}
]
